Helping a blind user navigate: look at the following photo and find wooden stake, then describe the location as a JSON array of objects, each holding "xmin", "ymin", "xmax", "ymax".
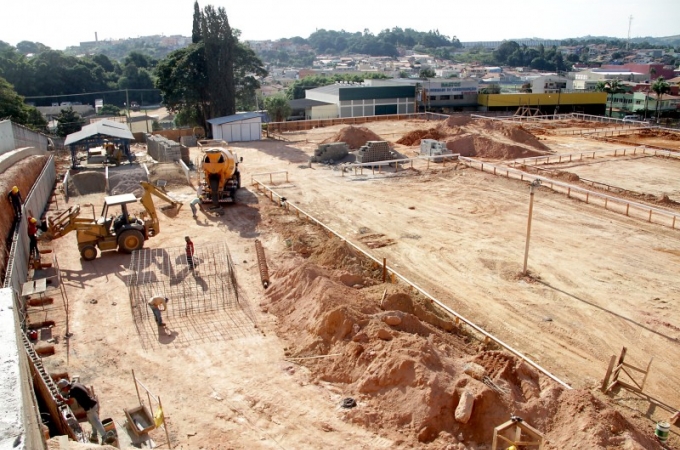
[
  {"xmin": 382, "ymin": 258, "xmax": 387, "ymax": 283},
  {"xmin": 380, "ymin": 289, "xmax": 387, "ymax": 309}
]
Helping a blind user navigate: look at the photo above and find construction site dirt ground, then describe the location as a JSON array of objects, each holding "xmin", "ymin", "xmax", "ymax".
[{"xmin": 26, "ymin": 118, "xmax": 680, "ymax": 448}]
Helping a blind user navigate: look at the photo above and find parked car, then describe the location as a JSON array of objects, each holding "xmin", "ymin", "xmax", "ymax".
[{"xmin": 622, "ymin": 115, "xmax": 641, "ymax": 122}]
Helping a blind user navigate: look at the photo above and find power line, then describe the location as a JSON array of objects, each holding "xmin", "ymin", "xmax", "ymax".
[{"xmin": 23, "ymin": 88, "xmax": 161, "ymax": 100}]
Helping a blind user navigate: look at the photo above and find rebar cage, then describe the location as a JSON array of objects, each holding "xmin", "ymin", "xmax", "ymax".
[{"xmin": 127, "ymin": 242, "xmax": 239, "ymax": 324}]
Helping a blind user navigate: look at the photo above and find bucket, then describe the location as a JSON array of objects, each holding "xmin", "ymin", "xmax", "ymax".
[
  {"xmin": 102, "ymin": 417, "xmax": 116, "ymax": 434},
  {"xmin": 655, "ymin": 421, "xmax": 670, "ymax": 442}
]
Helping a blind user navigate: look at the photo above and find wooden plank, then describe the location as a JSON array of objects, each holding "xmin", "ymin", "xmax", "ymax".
[
  {"xmin": 620, "ymin": 367, "xmax": 642, "ymax": 390},
  {"xmin": 622, "ymin": 362, "xmax": 647, "ymax": 374},
  {"xmin": 617, "ymin": 380, "xmax": 644, "ymax": 394},
  {"xmin": 601, "ymin": 355, "xmax": 617, "ymax": 392},
  {"xmin": 640, "ymin": 357, "xmax": 654, "ymax": 391},
  {"xmin": 605, "ymin": 380, "xmax": 619, "ymax": 393}
]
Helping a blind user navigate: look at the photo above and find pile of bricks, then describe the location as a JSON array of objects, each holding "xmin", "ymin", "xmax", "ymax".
[
  {"xmin": 312, "ymin": 142, "xmax": 349, "ymax": 163},
  {"xmin": 146, "ymin": 134, "xmax": 181, "ymax": 162},
  {"xmin": 355, "ymin": 141, "xmax": 397, "ymax": 164},
  {"xmin": 420, "ymin": 139, "xmax": 453, "ymax": 157}
]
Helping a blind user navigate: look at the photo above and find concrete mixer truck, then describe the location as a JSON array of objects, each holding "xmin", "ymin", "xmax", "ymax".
[{"xmin": 197, "ymin": 141, "xmax": 242, "ymax": 206}]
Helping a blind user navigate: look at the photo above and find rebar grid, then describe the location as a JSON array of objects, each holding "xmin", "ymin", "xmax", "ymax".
[{"xmin": 128, "ymin": 242, "xmax": 239, "ymax": 324}]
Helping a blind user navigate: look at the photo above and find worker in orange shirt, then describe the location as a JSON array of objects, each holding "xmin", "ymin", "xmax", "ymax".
[{"xmin": 27, "ymin": 216, "xmax": 39, "ymax": 260}]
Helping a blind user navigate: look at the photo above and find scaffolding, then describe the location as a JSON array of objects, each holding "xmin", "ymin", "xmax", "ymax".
[{"xmin": 127, "ymin": 242, "xmax": 239, "ymax": 325}]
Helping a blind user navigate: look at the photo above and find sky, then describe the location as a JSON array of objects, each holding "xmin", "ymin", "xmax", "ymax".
[{"xmin": 2, "ymin": 0, "xmax": 679, "ymax": 50}]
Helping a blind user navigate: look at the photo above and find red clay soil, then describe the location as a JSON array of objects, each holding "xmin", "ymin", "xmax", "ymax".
[
  {"xmin": 262, "ymin": 227, "xmax": 658, "ymax": 449},
  {"xmin": 395, "ymin": 117, "xmax": 551, "ymax": 160},
  {"xmin": 396, "ymin": 128, "xmax": 445, "ymax": 146},
  {"xmin": 0, "ymin": 155, "xmax": 49, "ymax": 281},
  {"xmin": 323, "ymin": 126, "xmax": 385, "ymax": 149}
]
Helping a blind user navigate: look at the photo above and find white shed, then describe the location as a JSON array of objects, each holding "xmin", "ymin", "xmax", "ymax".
[{"xmin": 207, "ymin": 112, "xmax": 262, "ymax": 142}]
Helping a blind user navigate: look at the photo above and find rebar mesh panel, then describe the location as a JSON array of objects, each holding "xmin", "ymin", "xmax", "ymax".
[{"xmin": 127, "ymin": 242, "xmax": 239, "ymax": 324}]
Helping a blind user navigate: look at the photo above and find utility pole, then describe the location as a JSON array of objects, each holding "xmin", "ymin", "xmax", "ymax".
[
  {"xmin": 125, "ymin": 88, "xmax": 131, "ymax": 131},
  {"xmin": 522, "ymin": 179, "xmax": 542, "ymax": 275}
]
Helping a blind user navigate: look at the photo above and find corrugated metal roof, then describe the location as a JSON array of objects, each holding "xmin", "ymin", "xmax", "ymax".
[
  {"xmin": 207, "ymin": 112, "xmax": 263, "ymax": 125},
  {"xmin": 289, "ymin": 98, "xmax": 332, "ymax": 109},
  {"xmin": 64, "ymin": 119, "xmax": 134, "ymax": 146}
]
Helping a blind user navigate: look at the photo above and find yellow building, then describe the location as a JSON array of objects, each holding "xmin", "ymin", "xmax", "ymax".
[{"xmin": 477, "ymin": 92, "xmax": 607, "ymax": 115}]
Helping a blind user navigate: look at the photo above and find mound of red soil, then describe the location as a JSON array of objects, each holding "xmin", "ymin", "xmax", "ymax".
[
  {"xmin": 322, "ymin": 126, "xmax": 384, "ymax": 149},
  {"xmin": 446, "ymin": 135, "xmax": 544, "ymax": 159},
  {"xmin": 396, "ymin": 128, "xmax": 445, "ymax": 146},
  {"xmin": 263, "ymin": 233, "xmax": 658, "ymax": 448}
]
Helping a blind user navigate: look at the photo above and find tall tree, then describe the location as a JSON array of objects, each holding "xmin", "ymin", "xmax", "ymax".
[
  {"xmin": 264, "ymin": 94, "xmax": 291, "ymax": 122},
  {"xmin": 650, "ymin": 76, "xmax": 671, "ymax": 122},
  {"xmin": 201, "ymin": 5, "xmax": 236, "ymax": 118},
  {"xmin": 0, "ymin": 76, "xmax": 47, "ymax": 131},
  {"xmin": 55, "ymin": 107, "xmax": 84, "ymax": 137},
  {"xmin": 192, "ymin": 1, "xmax": 202, "ymax": 44},
  {"xmin": 596, "ymin": 79, "xmax": 625, "ymax": 117}
]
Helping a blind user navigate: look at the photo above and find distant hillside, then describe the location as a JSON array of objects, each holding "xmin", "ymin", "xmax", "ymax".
[
  {"xmin": 62, "ymin": 35, "xmax": 192, "ymax": 61},
  {"xmin": 572, "ymin": 35, "xmax": 680, "ymax": 46},
  {"xmin": 58, "ymin": 32, "xmax": 679, "ymax": 62}
]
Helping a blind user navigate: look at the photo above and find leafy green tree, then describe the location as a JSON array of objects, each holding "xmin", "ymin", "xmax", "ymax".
[
  {"xmin": 651, "ymin": 76, "xmax": 671, "ymax": 122},
  {"xmin": 479, "ymin": 83, "xmax": 501, "ymax": 94},
  {"xmin": 55, "ymin": 107, "xmax": 85, "ymax": 137},
  {"xmin": 156, "ymin": 2, "xmax": 267, "ymax": 132},
  {"xmin": 15, "ymin": 41, "xmax": 50, "ymax": 55},
  {"xmin": 201, "ymin": 4, "xmax": 236, "ymax": 118},
  {"xmin": 99, "ymin": 104, "xmax": 121, "ymax": 115},
  {"xmin": 264, "ymin": 94, "xmax": 291, "ymax": 122},
  {"xmin": 494, "ymin": 41, "xmax": 520, "ymax": 64},
  {"xmin": 156, "ymin": 44, "xmax": 208, "ymax": 127},
  {"xmin": 0, "ymin": 76, "xmax": 47, "ymax": 131},
  {"xmin": 124, "ymin": 52, "xmax": 157, "ymax": 69},
  {"xmin": 596, "ymin": 79, "xmax": 625, "ymax": 117},
  {"xmin": 152, "ymin": 120, "xmax": 162, "ymax": 131},
  {"xmin": 233, "ymin": 43, "xmax": 267, "ymax": 111},
  {"xmin": 419, "ymin": 68, "xmax": 436, "ymax": 78}
]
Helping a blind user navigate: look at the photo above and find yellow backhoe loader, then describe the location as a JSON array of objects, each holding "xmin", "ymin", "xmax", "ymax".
[{"xmin": 46, "ymin": 181, "xmax": 182, "ymax": 260}]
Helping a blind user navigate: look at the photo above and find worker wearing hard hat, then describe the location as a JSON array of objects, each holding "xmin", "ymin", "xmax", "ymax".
[
  {"xmin": 7, "ymin": 186, "xmax": 23, "ymax": 220},
  {"xmin": 56, "ymin": 379, "xmax": 114, "ymax": 444},
  {"xmin": 27, "ymin": 216, "xmax": 39, "ymax": 260}
]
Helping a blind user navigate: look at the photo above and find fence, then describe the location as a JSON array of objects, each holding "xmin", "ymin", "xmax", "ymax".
[
  {"xmin": 458, "ymin": 156, "xmax": 680, "ymax": 230},
  {"xmin": 250, "ymin": 176, "xmax": 572, "ymax": 391},
  {"xmin": 508, "ymin": 146, "xmax": 679, "ymax": 167},
  {"xmin": 267, "ymin": 112, "xmax": 449, "ymax": 133}
]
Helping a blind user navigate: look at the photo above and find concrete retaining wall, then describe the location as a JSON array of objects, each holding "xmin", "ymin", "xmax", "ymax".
[
  {"xmin": 0, "ymin": 121, "xmax": 49, "ymax": 155},
  {"xmin": 0, "ymin": 288, "xmax": 45, "ymax": 450}
]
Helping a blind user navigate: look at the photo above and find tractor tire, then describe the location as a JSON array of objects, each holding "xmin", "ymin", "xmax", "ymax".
[
  {"xmin": 80, "ymin": 245, "xmax": 98, "ymax": 261},
  {"xmin": 118, "ymin": 229, "xmax": 145, "ymax": 253}
]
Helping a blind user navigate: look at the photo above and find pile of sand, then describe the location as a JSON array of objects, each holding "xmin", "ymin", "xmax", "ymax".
[
  {"xmin": 396, "ymin": 128, "xmax": 445, "ymax": 146},
  {"xmin": 0, "ymin": 155, "xmax": 49, "ymax": 281},
  {"xmin": 108, "ymin": 166, "xmax": 149, "ymax": 196},
  {"xmin": 394, "ymin": 117, "xmax": 552, "ymax": 159},
  {"xmin": 67, "ymin": 171, "xmax": 106, "ymax": 197},
  {"xmin": 323, "ymin": 126, "xmax": 384, "ymax": 149},
  {"xmin": 446, "ymin": 135, "xmax": 545, "ymax": 159},
  {"xmin": 263, "ymin": 233, "xmax": 658, "ymax": 448}
]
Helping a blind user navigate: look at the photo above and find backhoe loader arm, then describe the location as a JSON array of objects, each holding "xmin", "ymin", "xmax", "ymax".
[
  {"xmin": 139, "ymin": 181, "xmax": 183, "ymax": 237},
  {"xmin": 45, "ymin": 205, "xmax": 82, "ymax": 239}
]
